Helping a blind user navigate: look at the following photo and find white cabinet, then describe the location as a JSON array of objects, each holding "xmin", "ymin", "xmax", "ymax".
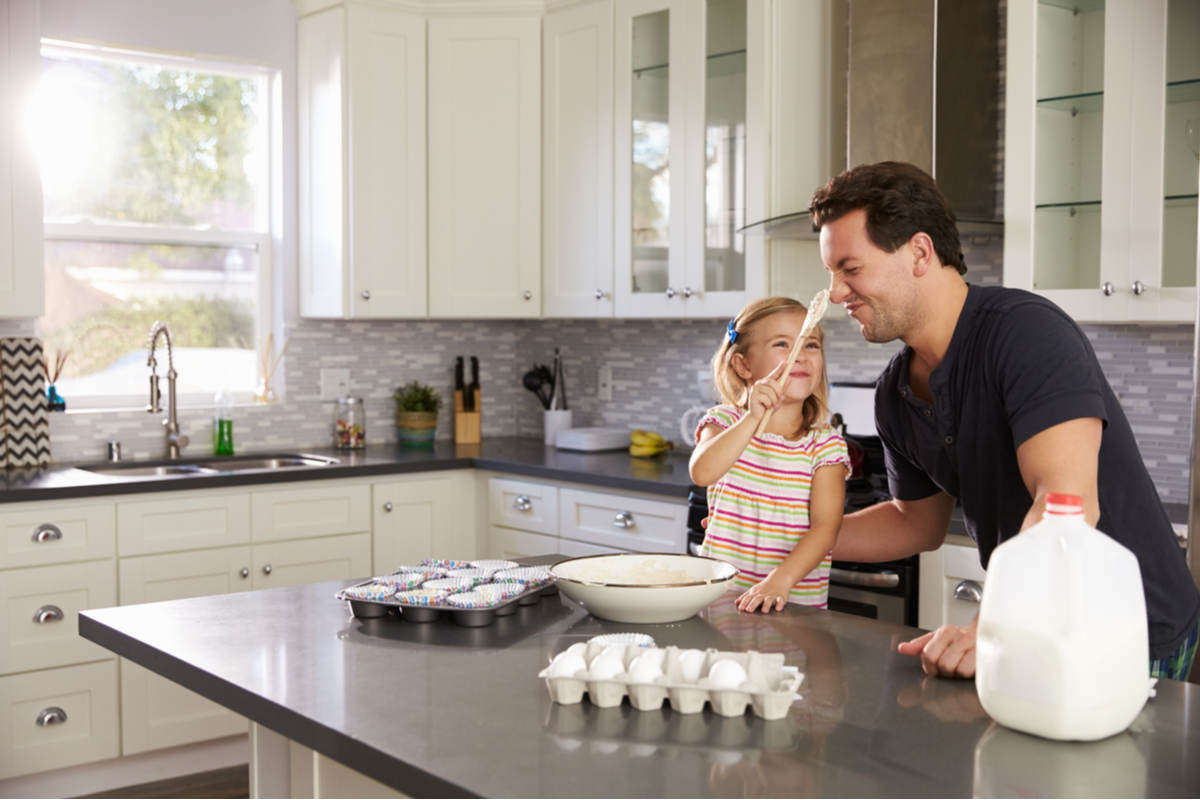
[
  {"xmin": 1004, "ymin": 0, "xmax": 1200, "ymax": 322},
  {"xmin": 488, "ymin": 476, "xmax": 558, "ymax": 535},
  {"xmin": 298, "ymin": 3, "xmax": 427, "ymax": 318},
  {"xmin": 612, "ymin": 0, "xmax": 766, "ymax": 317},
  {"xmin": 0, "ymin": 501, "xmax": 114, "ymax": 569},
  {"xmin": 0, "ymin": 0, "xmax": 43, "ymax": 319},
  {"xmin": 542, "ymin": 0, "xmax": 615, "ymax": 317},
  {"xmin": 116, "ymin": 490, "xmax": 250, "ymax": 556},
  {"xmin": 918, "ymin": 541, "xmax": 986, "ymax": 631},
  {"xmin": 427, "ymin": 16, "xmax": 541, "ymax": 318},
  {"xmin": 0, "ymin": 559, "xmax": 115, "ymax": 674},
  {"xmin": 488, "ymin": 525, "xmax": 560, "ymax": 561},
  {"xmin": 373, "ymin": 471, "xmax": 478, "ymax": 570},
  {"xmin": 250, "ymin": 481, "xmax": 370, "ymax": 544}
]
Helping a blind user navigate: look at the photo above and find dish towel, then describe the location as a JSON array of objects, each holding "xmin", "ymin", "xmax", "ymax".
[{"xmin": 0, "ymin": 337, "xmax": 51, "ymax": 468}]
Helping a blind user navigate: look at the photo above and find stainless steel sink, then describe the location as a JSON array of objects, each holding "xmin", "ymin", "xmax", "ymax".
[{"xmin": 81, "ymin": 453, "xmax": 340, "ymax": 478}]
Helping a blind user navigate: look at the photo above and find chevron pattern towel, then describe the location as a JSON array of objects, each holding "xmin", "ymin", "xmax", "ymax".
[{"xmin": 0, "ymin": 338, "xmax": 51, "ymax": 468}]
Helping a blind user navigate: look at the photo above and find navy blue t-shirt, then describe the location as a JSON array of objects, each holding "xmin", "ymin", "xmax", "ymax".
[{"xmin": 874, "ymin": 284, "xmax": 1199, "ymax": 658}]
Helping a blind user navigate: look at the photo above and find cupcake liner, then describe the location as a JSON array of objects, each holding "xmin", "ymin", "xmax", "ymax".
[
  {"xmin": 340, "ymin": 580, "xmax": 402, "ymax": 602},
  {"xmin": 395, "ymin": 587, "xmax": 449, "ymax": 606},
  {"xmin": 494, "ymin": 567, "xmax": 552, "ymax": 586},
  {"xmin": 588, "ymin": 633, "xmax": 656, "ymax": 649},
  {"xmin": 420, "ymin": 558, "xmax": 474, "ymax": 570},
  {"xmin": 470, "ymin": 559, "xmax": 520, "ymax": 571},
  {"xmin": 422, "ymin": 577, "xmax": 476, "ymax": 593},
  {"xmin": 477, "ymin": 581, "xmax": 526, "ymax": 602},
  {"xmin": 445, "ymin": 568, "xmax": 493, "ymax": 585},
  {"xmin": 445, "ymin": 590, "xmax": 497, "ymax": 609}
]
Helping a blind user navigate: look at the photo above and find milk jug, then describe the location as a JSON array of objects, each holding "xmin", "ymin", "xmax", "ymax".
[{"xmin": 975, "ymin": 492, "xmax": 1152, "ymax": 741}]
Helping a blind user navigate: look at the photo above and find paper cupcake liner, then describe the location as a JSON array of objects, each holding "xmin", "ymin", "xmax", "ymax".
[
  {"xmin": 395, "ymin": 588, "xmax": 449, "ymax": 606},
  {"xmin": 445, "ymin": 568, "xmax": 493, "ymax": 585},
  {"xmin": 494, "ymin": 567, "xmax": 552, "ymax": 585},
  {"xmin": 445, "ymin": 590, "xmax": 499, "ymax": 609},
  {"xmin": 419, "ymin": 558, "xmax": 474, "ymax": 570},
  {"xmin": 477, "ymin": 581, "xmax": 526, "ymax": 602},
  {"xmin": 470, "ymin": 559, "xmax": 520, "ymax": 571},
  {"xmin": 588, "ymin": 633, "xmax": 656, "ymax": 648},
  {"xmin": 340, "ymin": 580, "xmax": 401, "ymax": 602}
]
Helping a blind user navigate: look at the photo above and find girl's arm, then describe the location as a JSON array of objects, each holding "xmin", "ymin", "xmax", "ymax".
[
  {"xmin": 738, "ymin": 462, "xmax": 847, "ymax": 613},
  {"xmin": 688, "ymin": 362, "xmax": 785, "ymax": 486}
]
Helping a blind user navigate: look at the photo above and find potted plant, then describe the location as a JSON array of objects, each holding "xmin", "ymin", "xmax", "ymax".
[{"xmin": 393, "ymin": 380, "xmax": 442, "ymax": 448}]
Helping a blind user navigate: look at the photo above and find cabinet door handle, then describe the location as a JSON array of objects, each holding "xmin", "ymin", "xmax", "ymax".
[
  {"xmin": 33, "ymin": 605, "xmax": 64, "ymax": 624},
  {"xmin": 665, "ymin": 287, "xmax": 676, "ymax": 299},
  {"xmin": 36, "ymin": 707, "xmax": 68, "ymax": 727},
  {"xmin": 240, "ymin": 567, "xmax": 250, "ymax": 579},
  {"xmin": 1101, "ymin": 281, "xmax": 1115, "ymax": 296},
  {"xmin": 682, "ymin": 286, "xmax": 694, "ymax": 298},
  {"xmin": 523, "ymin": 290, "xmax": 533, "ymax": 300},
  {"xmin": 953, "ymin": 579, "xmax": 983, "ymax": 604},
  {"xmin": 594, "ymin": 288, "xmax": 605, "ymax": 300},
  {"xmin": 32, "ymin": 523, "xmax": 63, "ymax": 543},
  {"xmin": 383, "ymin": 502, "xmax": 394, "ymax": 512},
  {"xmin": 612, "ymin": 511, "xmax": 634, "ymax": 529},
  {"xmin": 513, "ymin": 495, "xmax": 533, "ymax": 512},
  {"xmin": 361, "ymin": 289, "xmax": 371, "ymax": 300},
  {"xmin": 1131, "ymin": 280, "xmax": 1146, "ymax": 295},
  {"xmin": 262, "ymin": 564, "xmax": 272, "ymax": 575}
]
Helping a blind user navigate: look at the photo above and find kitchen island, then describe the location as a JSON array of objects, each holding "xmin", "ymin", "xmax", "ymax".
[{"xmin": 79, "ymin": 562, "xmax": 1200, "ymax": 798}]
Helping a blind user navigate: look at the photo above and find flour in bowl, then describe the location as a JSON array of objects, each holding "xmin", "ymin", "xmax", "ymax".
[{"xmin": 568, "ymin": 557, "xmax": 699, "ymax": 585}]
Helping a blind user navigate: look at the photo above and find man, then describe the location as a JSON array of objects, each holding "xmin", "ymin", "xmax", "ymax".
[{"xmin": 813, "ymin": 161, "xmax": 1200, "ymax": 681}]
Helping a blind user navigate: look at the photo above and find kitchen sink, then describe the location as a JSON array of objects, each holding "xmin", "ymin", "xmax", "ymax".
[{"xmin": 81, "ymin": 453, "xmax": 340, "ymax": 478}]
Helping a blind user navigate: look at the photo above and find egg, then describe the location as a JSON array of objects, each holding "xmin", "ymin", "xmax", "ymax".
[
  {"xmin": 588, "ymin": 652, "xmax": 625, "ymax": 681},
  {"xmin": 599, "ymin": 644, "xmax": 627, "ymax": 663},
  {"xmin": 707, "ymin": 659, "xmax": 748, "ymax": 689},
  {"xmin": 628, "ymin": 652, "xmax": 664, "ymax": 683},
  {"xmin": 678, "ymin": 649, "xmax": 706, "ymax": 683},
  {"xmin": 549, "ymin": 650, "xmax": 587, "ymax": 677},
  {"xmin": 564, "ymin": 642, "xmax": 588, "ymax": 659}
]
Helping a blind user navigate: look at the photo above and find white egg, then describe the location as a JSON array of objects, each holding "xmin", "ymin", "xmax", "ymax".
[
  {"xmin": 565, "ymin": 642, "xmax": 588, "ymax": 659},
  {"xmin": 628, "ymin": 653, "xmax": 664, "ymax": 683},
  {"xmin": 678, "ymin": 649, "xmax": 706, "ymax": 683},
  {"xmin": 549, "ymin": 650, "xmax": 587, "ymax": 678},
  {"xmin": 599, "ymin": 644, "xmax": 627, "ymax": 664},
  {"xmin": 707, "ymin": 659, "xmax": 748, "ymax": 689},
  {"xmin": 588, "ymin": 652, "xmax": 625, "ymax": 681},
  {"xmin": 637, "ymin": 648, "xmax": 666, "ymax": 670}
]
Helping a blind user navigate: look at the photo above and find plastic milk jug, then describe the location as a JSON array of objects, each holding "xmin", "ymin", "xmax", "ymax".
[{"xmin": 975, "ymin": 493, "xmax": 1152, "ymax": 741}]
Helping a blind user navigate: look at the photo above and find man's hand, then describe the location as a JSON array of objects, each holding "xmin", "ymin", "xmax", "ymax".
[{"xmin": 897, "ymin": 618, "xmax": 978, "ymax": 678}]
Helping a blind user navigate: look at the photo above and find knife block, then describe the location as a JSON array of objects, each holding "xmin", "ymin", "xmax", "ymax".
[{"xmin": 454, "ymin": 389, "xmax": 481, "ymax": 444}]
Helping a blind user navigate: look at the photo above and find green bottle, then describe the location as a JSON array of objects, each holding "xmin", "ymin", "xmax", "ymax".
[{"xmin": 213, "ymin": 388, "xmax": 234, "ymax": 456}]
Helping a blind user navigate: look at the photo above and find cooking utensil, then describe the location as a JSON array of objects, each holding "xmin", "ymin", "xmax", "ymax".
[
  {"xmin": 466, "ymin": 355, "xmax": 478, "ymax": 411},
  {"xmin": 755, "ymin": 289, "xmax": 830, "ymax": 435},
  {"xmin": 454, "ymin": 356, "xmax": 464, "ymax": 395},
  {"xmin": 523, "ymin": 366, "xmax": 551, "ymax": 409},
  {"xmin": 548, "ymin": 348, "xmax": 567, "ymax": 410}
]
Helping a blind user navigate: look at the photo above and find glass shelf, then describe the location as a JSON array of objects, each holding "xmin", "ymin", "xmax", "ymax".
[
  {"xmin": 1039, "ymin": 0, "xmax": 1105, "ymax": 13},
  {"xmin": 1166, "ymin": 194, "xmax": 1199, "ymax": 204},
  {"xmin": 737, "ymin": 211, "xmax": 817, "ymax": 240},
  {"xmin": 1166, "ymin": 79, "xmax": 1200, "ymax": 104},
  {"xmin": 1035, "ymin": 199, "xmax": 1102, "ymax": 210},
  {"xmin": 634, "ymin": 48, "xmax": 747, "ymax": 78},
  {"xmin": 1036, "ymin": 91, "xmax": 1104, "ymax": 114}
]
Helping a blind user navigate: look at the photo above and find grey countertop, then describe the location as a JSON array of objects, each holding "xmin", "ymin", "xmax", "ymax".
[
  {"xmin": 79, "ymin": 558, "xmax": 1200, "ymax": 798},
  {"xmin": 0, "ymin": 438, "xmax": 694, "ymax": 503}
]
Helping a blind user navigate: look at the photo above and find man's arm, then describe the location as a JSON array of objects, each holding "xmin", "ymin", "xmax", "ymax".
[{"xmin": 831, "ymin": 492, "xmax": 954, "ymax": 563}]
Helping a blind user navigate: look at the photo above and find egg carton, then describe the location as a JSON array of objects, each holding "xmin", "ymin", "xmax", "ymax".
[
  {"xmin": 538, "ymin": 643, "xmax": 803, "ymax": 720},
  {"xmin": 336, "ymin": 559, "xmax": 557, "ymax": 627}
]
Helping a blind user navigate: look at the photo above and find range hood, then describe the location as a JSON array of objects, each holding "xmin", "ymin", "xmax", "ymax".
[{"xmin": 741, "ymin": 0, "xmax": 1002, "ymax": 239}]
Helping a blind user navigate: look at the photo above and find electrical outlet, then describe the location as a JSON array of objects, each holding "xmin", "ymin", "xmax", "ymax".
[
  {"xmin": 320, "ymin": 368, "xmax": 350, "ymax": 401},
  {"xmin": 597, "ymin": 365, "xmax": 613, "ymax": 402}
]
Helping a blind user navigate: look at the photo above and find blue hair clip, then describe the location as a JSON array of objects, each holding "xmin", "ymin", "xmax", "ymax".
[{"xmin": 726, "ymin": 318, "xmax": 739, "ymax": 344}]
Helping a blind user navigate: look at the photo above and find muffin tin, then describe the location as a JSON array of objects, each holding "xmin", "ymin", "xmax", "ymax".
[
  {"xmin": 337, "ymin": 559, "xmax": 557, "ymax": 627},
  {"xmin": 538, "ymin": 642, "xmax": 802, "ymax": 720}
]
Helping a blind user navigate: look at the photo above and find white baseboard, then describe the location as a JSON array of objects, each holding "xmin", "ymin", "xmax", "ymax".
[{"xmin": 0, "ymin": 734, "xmax": 247, "ymax": 799}]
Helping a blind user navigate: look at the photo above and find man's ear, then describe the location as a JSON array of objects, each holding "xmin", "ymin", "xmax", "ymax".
[
  {"xmin": 909, "ymin": 232, "xmax": 937, "ymax": 277},
  {"xmin": 730, "ymin": 352, "xmax": 752, "ymax": 381}
]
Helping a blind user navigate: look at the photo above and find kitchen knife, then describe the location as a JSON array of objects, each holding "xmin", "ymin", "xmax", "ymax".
[
  {"xmin": 454, "ymin": 356, "xmax": 464, "ymax": 400},
  {"xmin": 467, "ymin": 356, "xmax": 479, "ymax": 411}
]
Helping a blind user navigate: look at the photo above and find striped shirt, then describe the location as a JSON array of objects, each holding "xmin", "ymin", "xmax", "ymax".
[{"xmin": 696, "ymin": 404, "xmax": 850, "ymax": 607}]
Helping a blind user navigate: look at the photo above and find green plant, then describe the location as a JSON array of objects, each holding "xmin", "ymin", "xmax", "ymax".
[{"xmin": 393, "ymin": 381, "xmax": 442, "ymax": 413}]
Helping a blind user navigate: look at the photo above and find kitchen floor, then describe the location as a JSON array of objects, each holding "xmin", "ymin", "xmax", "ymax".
[{"xmin": 80, "ymin": 766, "xmax": 248, "ymax": 799}]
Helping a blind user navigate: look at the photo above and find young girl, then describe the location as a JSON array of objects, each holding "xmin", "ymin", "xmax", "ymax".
[{"xmin": 689, "ymin": 296, "xmax": 849, "ymax": 614}]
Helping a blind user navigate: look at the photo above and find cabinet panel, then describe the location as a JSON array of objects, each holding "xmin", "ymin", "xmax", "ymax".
[
  {"xmin": 488, "ymin": 477, "xmax": 558, "ymax": 535},
  {"xmin": 252, "ymin": 533, "xmax": 371, "ymax": 590},
  {"xmin": 250, "ymin": 482, "xmax": 369, "ymax": 543},
  {"xmin": 919, "ymin": 542, "xmax": 986, "ymax": 631},
  {"xmin": 0, "ymin": 661, "xmax": 118, "ymax": 779},
  {"xmin": 488, "ymin": 525, "xmax": 559, "ymax": 561},
  {"xmin": 428, "ymin": 16, "xmax": 541, "ymax": 317},
  {"xmin": 116, "ymin": 491, "xmax": 250, "ymax": 556},
  {"xmin": 558, "ymin": 487, "xmax": 686, "ymax": 552},
  {"xmin": 373, "ymin": 472, "xmax": 476, "ymax": 571},
  {"xmin": 1, "ymin": 559, "xmax": 115, "ymax": 675},
  {"xmin": 0, "ymin": 501, "xmax": 114, "ymax": 569},
  {"xmin": 557, "ymin": 537, "xmax": 626, "ymax": 557}
]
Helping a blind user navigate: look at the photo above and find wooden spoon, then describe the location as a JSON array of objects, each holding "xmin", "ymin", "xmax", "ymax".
[{"xmin": 754, "ymin": 289, "xmax": 831, "ymax": 436}]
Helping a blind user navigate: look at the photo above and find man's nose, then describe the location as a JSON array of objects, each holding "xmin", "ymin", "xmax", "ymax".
[{"xmin": 827, "ymin": 272, "xmax": 849, "ymax": 304}]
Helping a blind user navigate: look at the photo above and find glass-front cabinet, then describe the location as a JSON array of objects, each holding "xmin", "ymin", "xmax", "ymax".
[
  {"xmin": 614, "ymin": 0, "xmax": 765, "ymax": 317},
  {"xmin": 1004, "ymin": 0, "xmax": 1200, "ymax": 322}
]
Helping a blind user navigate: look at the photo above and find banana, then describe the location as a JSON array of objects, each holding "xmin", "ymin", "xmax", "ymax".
[
  {"xmin": 630, "ymin": 429, "xmax": 666, "ymax": 447},
  {"xmin": 629, "ymin": 439, "xmax": 674, "ymax": 458}
]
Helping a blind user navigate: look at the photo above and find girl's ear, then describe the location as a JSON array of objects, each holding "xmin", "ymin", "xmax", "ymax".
[{"xmin": 730, "ymin": 352, "xmax": 753, "ymax": 381}]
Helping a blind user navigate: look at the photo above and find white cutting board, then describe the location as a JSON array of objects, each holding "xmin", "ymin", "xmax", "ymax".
[{"xmin": 554, "ymin": 427, "xmax": 630, "ymax": 452}]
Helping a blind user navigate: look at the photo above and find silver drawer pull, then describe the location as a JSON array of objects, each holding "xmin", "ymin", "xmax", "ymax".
[
  {"xmin": 612, "ymin": 511, "xmax": 634, "ymax": 529},
  {"xmin": 383, "ymin": 502, "xmax": 394, "ymax": 512},
  {"xmin": 829, "ymin": 568, "xmax": 899, "ymax": 589},
  {"xmin": 240, "ymin": 567, "xmax": 250, "ymax": 579},
  {"xmin": 953, "ymin": 579, "xmax": 983, "ymax": 604},
  {"xmin": 36, "ymin": 707, "xmax": 67, "ymax": 727},
  {"xmin": 513, "ymin": 495, "xmax": 532, "ymax": 512},
  {"xmin": 32, "ymin": 523, "xmax": 63, "ymax": 543},
  {"xmin": 33, "ymin": 605, "xmax": 64, "ymax": 624},
  {"xmin": 262, "ymin": 564, "xmax": 272, "ymax": 575}
]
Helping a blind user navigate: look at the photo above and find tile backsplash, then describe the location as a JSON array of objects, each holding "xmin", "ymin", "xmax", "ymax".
[{"xmin": 46, "ymin": 233, "xmax": 1196, "ymax": 502}]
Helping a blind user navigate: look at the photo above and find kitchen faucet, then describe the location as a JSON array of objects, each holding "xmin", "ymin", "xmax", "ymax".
[{"xmin": 147, "ymin": 321, "xmax": 189, "ymax": 459}]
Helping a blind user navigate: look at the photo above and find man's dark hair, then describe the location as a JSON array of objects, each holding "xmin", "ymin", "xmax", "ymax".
[{"xmin": 810, "ymin": 161, "xmax": 967, "ymax": 275}]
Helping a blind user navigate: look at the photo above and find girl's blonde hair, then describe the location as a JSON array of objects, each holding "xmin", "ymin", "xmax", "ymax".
[{"xmin": 711, "ymin": 296, "xmax": 832, "ymax": 439}]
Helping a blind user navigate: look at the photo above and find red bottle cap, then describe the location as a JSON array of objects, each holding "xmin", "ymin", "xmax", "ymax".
[{"xmin": 1045, "ymin": 492, "xmax": 1084, "ymax": 514}]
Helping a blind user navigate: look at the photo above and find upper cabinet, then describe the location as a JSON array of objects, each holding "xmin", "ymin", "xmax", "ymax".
[
  {"xmin": 612, "ymin": 0, "xmax": 766, "ymax": 318},
  {"xmin": 298, "ymin": 4, "xmax": 427, "ymax": 318},
  {"xmin": 1004, "ymin": 0, "xmax": 1200, "ymax": 323},
  {"xmin": 0, "ymin": 0, "xmax": 43, "ymax": 319},
  {"xmin": 427, "ymin": 16, "xmax": 541, "ymax": 318}
]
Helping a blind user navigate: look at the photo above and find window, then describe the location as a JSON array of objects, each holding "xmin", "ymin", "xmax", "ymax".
[{"xmin": 31, "ymin": 40, "xmax": 276, "ymax": 408}]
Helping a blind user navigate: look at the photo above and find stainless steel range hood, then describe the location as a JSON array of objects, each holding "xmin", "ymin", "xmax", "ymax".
[{"xmin": 741, "ymin": 0, "xmax": 1002, "ymax": 239}]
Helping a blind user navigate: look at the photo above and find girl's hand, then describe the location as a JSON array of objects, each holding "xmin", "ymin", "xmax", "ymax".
[
  {"xmin": 737, "ymin": 570, "xmax": 794, "ymax": 614},
  {"xmin": 745, "ymin": 361, "xmax": 786, "ymax": 419}
]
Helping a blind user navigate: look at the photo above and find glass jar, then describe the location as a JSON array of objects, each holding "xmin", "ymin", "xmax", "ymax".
[{"xmin": 333, "ymin": 396, "xmax": 366, "ymax": 449}]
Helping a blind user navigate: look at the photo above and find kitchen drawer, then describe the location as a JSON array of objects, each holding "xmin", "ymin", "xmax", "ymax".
[
  {"xmin": 0, "ymin": 501, "xmax": 114, "ymax": 569},
  {"xmin": 488, "ymin": 525, "xmax": 559, "ymax": 561},
  {"xmin": 1, "ymin": 560, "xmax": 115, "ymax": 675},
  {"xmin": 557, "ymin": 537, "xmax": 626, "ymax": 557},
  {"xmin": 117, "ymin": 490, "xmax": 251, "ymax": 555},
  {"xmin": 251, "ymin": 482, "xmax": 370, "ymax": 543},
  {"xmin": 488, "ymin": 478, "xmax": 558, "ymax": 535},
  {"xmin": 558, "ymin": 488, "xmax": 687, "ymax": 553},
  {"xmin": 0, "ymin": 660, "xmax": 119, "ymax": 779},
  {"xmin": 936, "ymin": 543, "xmax": 986, "ymax": 630},
  {"xmin": 252, "ymin": 533, "xmax": 371, "ymax": 589}
]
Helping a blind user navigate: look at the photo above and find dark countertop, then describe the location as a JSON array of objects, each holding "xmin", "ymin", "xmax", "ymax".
[
  {"xmin": 79, "ymin": 558, "xmax": 1200, "ymax": 798},
  {"xmin": 0, "ymin": 438, "xmax": 694, "ymax": 503}
]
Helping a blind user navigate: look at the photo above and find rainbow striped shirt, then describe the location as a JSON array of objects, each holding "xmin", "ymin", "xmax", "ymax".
[{"xmin": 696, "ymin": 405, "xmax": 850, "ymax": 607}]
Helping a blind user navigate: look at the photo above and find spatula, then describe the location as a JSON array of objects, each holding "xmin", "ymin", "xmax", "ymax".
[{"xmin": 754, "ymin": 289, "xmax": 830, "ymax": 436}]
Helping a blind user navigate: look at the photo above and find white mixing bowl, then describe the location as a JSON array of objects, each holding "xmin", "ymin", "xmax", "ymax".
[{"xmin": 550, "ymin": 553, "xmax": 739, "ymax": 624}]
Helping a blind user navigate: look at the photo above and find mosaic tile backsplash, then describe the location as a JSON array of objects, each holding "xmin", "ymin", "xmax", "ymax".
[{"xmin": 45, "ymin": 235, "xmax": 1197, "ymax": 502}]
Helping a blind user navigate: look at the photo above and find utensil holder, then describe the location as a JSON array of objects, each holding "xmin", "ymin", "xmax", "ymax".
[
  {"xmin": 544, "ymin": 409, "xmax": 573, "ymax": 446},
  {"xmin": 454, "ymin": 389, "xmax": 481, "ymax": 444}
]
